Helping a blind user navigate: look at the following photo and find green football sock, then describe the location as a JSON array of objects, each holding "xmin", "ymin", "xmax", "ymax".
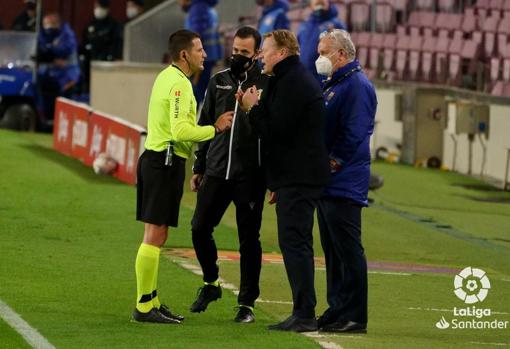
[
  {"xmin": 135, "ymin": 243, "xmax": 160, "ymax": 313},
  {"xmin": 151, "ymin": 255, "xmax": 161, "ymax": 309}
]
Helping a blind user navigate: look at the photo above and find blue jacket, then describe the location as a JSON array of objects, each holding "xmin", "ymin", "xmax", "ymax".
[
  {"xmin": 185, "ymin": 0, "xmax": 223, "ymax": 62},
  {"xmin": 298, "ymin": 5, "xmax": 346, "ymax": 81},
  {"xmin": 322, "ymin": 60, "xmax": 377, "ymax": 206},
  {"xmin": 37, "ymin": 22, "xmax": 80, "ymax": 90},
  {"xmin": 258, "ymin": 0, "xmax": 290, "ymax": 35}
]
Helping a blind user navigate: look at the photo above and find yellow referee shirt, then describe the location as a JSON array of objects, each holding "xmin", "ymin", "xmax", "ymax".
[{"xmin": 144, "ymin": 65, "xmax": 215, "ymax": 159}]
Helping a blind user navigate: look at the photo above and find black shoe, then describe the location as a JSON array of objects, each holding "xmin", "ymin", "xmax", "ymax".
[
  {"xmin": 268, "ymin": 315, "xmax": 318, "ymax": 332},
  {"xmin": 190, "ymin": 284, "xmax": 222, "ymax": 313},
  {"xmin": 320, "ymin": 320, "xmax": 367, "ymax": 333},
  {"xmin": 159, "ymin": 304, "xmax": 185, "ymax": 322},
  {"xmin": 234, "ymin": 306, "xmax": 255, "ymax": 323},
  {"xmin": 132, "ymin": 308, "xmax": 182, "ymax": 324},
  {"xmin": 317, "ymin": 309, "xmax": 341, "ymax": 329}
]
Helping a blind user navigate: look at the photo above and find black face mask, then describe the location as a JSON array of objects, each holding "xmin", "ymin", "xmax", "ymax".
[
  {"xmin": 230, "ymin": 54, "xmax": 254, "ymax": 78},
  {"xmin": 45, "ymin": 28, "xmax": 61, "ymax": 38}
]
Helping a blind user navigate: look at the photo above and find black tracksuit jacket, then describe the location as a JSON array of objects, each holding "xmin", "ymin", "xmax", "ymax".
[{"xmin": 193, "ymin": 66, "xmax": 268, "ymax": 180}]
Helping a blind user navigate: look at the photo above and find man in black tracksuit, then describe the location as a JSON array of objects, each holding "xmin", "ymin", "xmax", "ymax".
[
  {"xmin": 239, "ymin": 29, "xmax": 330, "ymax": 332},
  {"xmin": 189, "ymin": 27, "xmax": 267, "ymax": 323}
]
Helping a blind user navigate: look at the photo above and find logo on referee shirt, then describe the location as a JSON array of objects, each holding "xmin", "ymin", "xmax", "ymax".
[{"xmin": 174, "ymin": 90, "xmax": 181, "ymax": 118}]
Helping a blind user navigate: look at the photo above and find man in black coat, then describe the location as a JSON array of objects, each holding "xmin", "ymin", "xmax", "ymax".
[
  {"xmin": 11, "ymin": 0, "xmax": 37, "ymax": 32},
  {"xmin": 189, "ymin": 26, "xmax": 267, "ymax": 324},
  {"xmin": 239, "ymin": 29, "xmax": 330, "ymax": 332},
  {"xmin": 81, "ymin": 0, "xmax": 122, "ymax": 91}
]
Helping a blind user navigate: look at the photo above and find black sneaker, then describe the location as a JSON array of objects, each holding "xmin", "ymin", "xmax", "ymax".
[
  {"xmin": 190, "ymin": 284, "xmax": 222, "ymax": 313},
  {"xmin": 132, "ymin": 308, "xmax": 181, "ymax": 324},
  {"xmin": 234, "ymin": 306, "xmax": 255, "ymax": 323},
  {"xmin": 159, "ymin": 304, "xmax": 185, "ymax": 322}
]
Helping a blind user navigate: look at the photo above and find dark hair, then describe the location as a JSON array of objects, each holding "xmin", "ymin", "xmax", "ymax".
[
  {"xmin": 167, "ymin": 29, "xmax": 200, "ymax": 62},
  {"xmin": 234, "ymin": 26, "xmax": 261, "ymax": 50}
]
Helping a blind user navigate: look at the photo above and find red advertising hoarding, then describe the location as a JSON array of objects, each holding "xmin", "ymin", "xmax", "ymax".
[{"xmin": 53, "ymin": 97, "xmax": 146, "ymax": 185}]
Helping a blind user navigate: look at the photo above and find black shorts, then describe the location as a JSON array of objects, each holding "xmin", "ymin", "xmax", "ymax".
[{"xmin": 136, "ymin": 149, "xmax": 186, "ymax": 227}]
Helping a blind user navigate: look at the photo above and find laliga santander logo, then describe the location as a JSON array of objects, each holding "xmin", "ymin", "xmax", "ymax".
[
  {"xmin": 435, "ymin": 267, "xmax": 508, "ymax": 330},
  {"xmin": 453, "ymin": 267, "xmax": 490, "ymax": 304}
]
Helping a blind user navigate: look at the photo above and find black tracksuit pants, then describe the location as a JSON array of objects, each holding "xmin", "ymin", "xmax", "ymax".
[
  {"xmin": 317, "ymin": 197, "xmax": 368, "ymax": 325},
  {"xmin": 191, "ymin": 175, "xmax": 265, "ymax": 307},
  {"xmin": 275, "ymin": 185, "xmax": 324, "ymax": 319}
]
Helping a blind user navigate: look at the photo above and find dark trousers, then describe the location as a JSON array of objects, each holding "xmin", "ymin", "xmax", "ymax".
[
  {"xmin": 275, "ymin": 185, "xmax": 323, "ymax": 319},
  {"xmin": 317, "ymin": 197, "xmax": 368, "ymax": 324},
  {"xmin": 191, "ymin": 175, "xmax": 265, "ymax": 307}
]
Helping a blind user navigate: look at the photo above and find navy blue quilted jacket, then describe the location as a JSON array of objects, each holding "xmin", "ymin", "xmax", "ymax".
[{"xmin": 322, "ymin": 59, "xmax": 377, "ymax": 206}]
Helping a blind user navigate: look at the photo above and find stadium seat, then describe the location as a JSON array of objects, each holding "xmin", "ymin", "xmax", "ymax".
[
  {"xmin": 395, "ymin": 35, "xmax": 410, "ymax": 79},
  {"xmin": 382, "ymin": 34, "xmax": 398, "ymax": 78},
  {"xmin": 369, "ymin": 32, "xmax": 384, "ymax": 73},
  {"xmin": 447, "ymin": 37, "xmax": 463, "ymax": 85},
  {"xmin": 376, "ymin": 2, "xmax": 396, "ymax": 32},
  {"xmin": 415, "ymin": 0, "xmax": 435, "ymax": 11},
  {"xmin": 435, "ymin": 36, "xmax": 450, "ymax": 82},
  {"xmin": 336, "ymin": 2, "xmax": 349, "ymax": 27},
  {"xmin": 472, "ymin": 30, "xmax": 483, "ymax": 45},
  {"xmin": 408, "ymin": 35, "xmax": 423, "ymax": 79},
  {"xmin": 497, "ymin": 17, "xmax": 510, "ymax": 55},
  {"xmin": 356, "ymin": 32, "xmax": 372, "ymax": 68},
  {"xmin": 489, "ymin": 0, "xmax": 503, "ymax": 17},
  {"xmin": 350, "ymin": 1, "xmax": 371, "ymax": 31},
  {"xmin": 502, "ymin": 45, "xmax": 510, "ymax": 80},
  {"xmin": 421, "ymin": 36, "xmax": 436, "ymax": 81},
  {"xmin": 489, "ymin": 57, "xmax": 501, "ymax": 83},
  {"xmin": 438, "ymin": 0, "xmax": 456, "ymax": 12},
  {"xmin": 482, "ymin": 15, "xmax": 500, "ymax": 57},
  {"xmin": 461, "ymin": 9, "xmax": 478, "ymax": 34}
]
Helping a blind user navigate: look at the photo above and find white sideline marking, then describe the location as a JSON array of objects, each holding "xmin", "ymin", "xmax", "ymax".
[
  {"xmin": 257, "ymin": 299, "xmax": 293, "ymax": 305},
  {"xmin": 315, "ymin": 340, "xmax": 344, "ymax": 349},
  {"xmin": 469, "ymin": 342, "xmax": 509, "ymax": 346},
  {"xmin": 408, "ymin": 307, "xmax": 509, "ymax": 315},
  {"xmin": 0, "ymin": 298, "xmax": 55, "ymax": 349},
  {"xmin": 174, "ymin": 260, "xmax": 341, "ymax": 349},
  {"xmin": 408, "ymin": 307, "xmax": 452, "ymax": 313}
]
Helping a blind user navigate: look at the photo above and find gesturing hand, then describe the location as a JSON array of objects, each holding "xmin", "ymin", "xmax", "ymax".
[{"xmin": 214, "ymin": 111, "xmax": 234, "ymax": 133}]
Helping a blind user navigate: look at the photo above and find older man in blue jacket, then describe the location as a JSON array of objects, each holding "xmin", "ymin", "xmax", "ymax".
[
  {"xmin": 314, "ymin": 29, "xmax": 377, "ymax": 334},
  {"xmin": 298, "ymin": 0, "xmax": 346, "ymax": 82},
  {"xmin": 181, "ymin": 0, "xmax": 223, "ymax": 104}
]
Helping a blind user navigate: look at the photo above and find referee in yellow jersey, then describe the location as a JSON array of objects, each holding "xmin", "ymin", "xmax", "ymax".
[{"xmin": 133, "ymin": 30, "xmax": 233, "ymax": 324}]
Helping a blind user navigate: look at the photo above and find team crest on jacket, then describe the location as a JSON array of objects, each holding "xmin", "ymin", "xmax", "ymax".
[{"xmin": 326, "ymin": 91, "xmax": 335, "ymax": 101}]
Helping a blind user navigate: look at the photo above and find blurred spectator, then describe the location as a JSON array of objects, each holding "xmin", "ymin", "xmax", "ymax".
[
  {"xmin": 37, "ymin": 13, "xmax": 80, "ymax": 122},
  {"xmin": 180, "ymin": 0, "xmax": 223, "ymax": 104},
  {"xmin": 126, "ymin": 0, "xmax": 145, "ymax": 21},
  {"xmin": 11, "ymin": 0, "xmax": 37, "ymax": 32},
  {"xmin": 256, "ymin": 0, "xmax": 290, "ymax": 36},
  {"xmin": 81, "ymin": 0, "xmax": 122, "ymax": 92},
  {"xmin": 298, "ymin": 0, "xmax": 346, "ymax": 81}
]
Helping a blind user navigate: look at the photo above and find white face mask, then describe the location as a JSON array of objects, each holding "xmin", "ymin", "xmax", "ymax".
[
  {"xmin": 315, "ymin": 55, "xmax": 333, "ymax": 77},
  {"xmin": 94, "ymin": 7, "xmax": 108, "ymax": 20},
  {"xmin": 126, "ymin": 6, "xmax": 139, "ymax": 19}
]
